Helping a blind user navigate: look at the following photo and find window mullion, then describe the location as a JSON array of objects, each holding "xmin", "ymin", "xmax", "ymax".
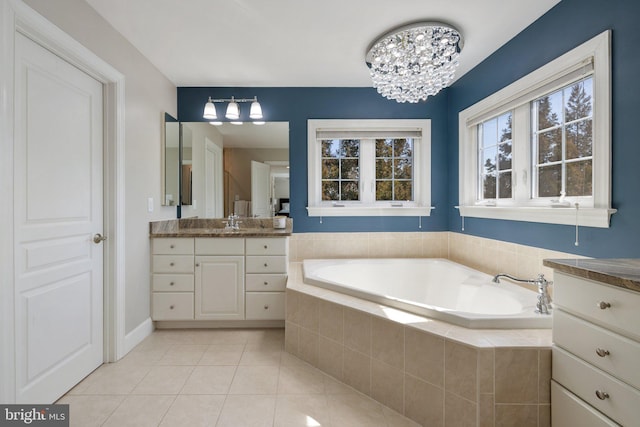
[
  {"xmin": 361, "ymin": 139, "xmax": 375, "ymax": 204},
  {"xmin": 512, "ymin": 104, "xmax": 530, "ymax": 203}
]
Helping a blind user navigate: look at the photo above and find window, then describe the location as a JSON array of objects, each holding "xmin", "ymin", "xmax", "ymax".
[
  {"xmin": 307, "ymin": 119, "xmax": 431, "ymax": 217},
  {"xmin": 532, "ymin": 77, "xmax": 593, "ymax": 199},
  {"xmin": 321, "ymin": 139, "xmax": 360, "ymax": 201},
  {"xmin": 459, "ymin": 30, "xmax": 615, "ymax": 227},
  {"xmin": 478, "ymin": 112, "xmax": 513, "ymax": 200}
]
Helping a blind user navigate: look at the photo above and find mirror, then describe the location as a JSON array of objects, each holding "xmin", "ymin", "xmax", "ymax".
[
  {"xmin": 162, "ymin": 113, "xmax": 179, "ymax": 206},
  {"xmin": 177, "ymin": 122, "xmax": 289, "ymax": 218}
]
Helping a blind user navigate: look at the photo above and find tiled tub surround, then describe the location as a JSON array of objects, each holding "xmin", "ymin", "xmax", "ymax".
[
  {"xmin": 286, "ymin": 264, "xmax": 552, "ymax": 427},
  {"xmin": 285, "ymin": 232, "xmax": 583, "ymax": 426}
]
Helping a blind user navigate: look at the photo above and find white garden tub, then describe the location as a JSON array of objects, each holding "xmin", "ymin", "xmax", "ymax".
[{"xmin": 302, "ymin": 258, "xmax": 552, "ymax": 329}]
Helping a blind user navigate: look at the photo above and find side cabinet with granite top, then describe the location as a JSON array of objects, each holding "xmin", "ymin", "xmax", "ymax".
[
  {"xmin": 546, "ymin": 259, "xmax": 640, "ymax": 427},
  {"xmin": 151, "ymin": 236, "xmax": 288, "ymax": 323}
]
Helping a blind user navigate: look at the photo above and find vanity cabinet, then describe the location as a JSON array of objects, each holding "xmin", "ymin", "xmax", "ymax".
[
  {"xmin": 151, "ymin": 238, "xmax": 195, "ymax": 320},
  {"xmin": 245, "ymin": 238, "xmax": 288, "ymax": 320},
  {"xmin": 151, "ymin": 236, "xmax": 288, "ymax": 323},
  {"xmin": 551, "ymin": 270, "xmax": 640, "ymax": 426}
]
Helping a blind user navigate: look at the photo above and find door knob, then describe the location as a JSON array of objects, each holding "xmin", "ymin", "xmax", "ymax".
[{"xmin": 93, "ymin": 233, "xmax": 107, "ymax": 244}]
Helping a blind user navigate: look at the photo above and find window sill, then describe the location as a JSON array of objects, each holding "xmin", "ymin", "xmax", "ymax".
[
  {"xmin": 457, "ymin": 205, "xmax": 616, "ymax": 228},
  {"xmin": 307, "ymin": 206, "xmax": 434, "ymax": 217}
]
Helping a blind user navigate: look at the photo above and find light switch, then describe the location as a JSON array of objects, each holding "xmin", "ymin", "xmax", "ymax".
[{"xmin": 147, "ymin": 197, "xmax": 154, "ymax": 212}]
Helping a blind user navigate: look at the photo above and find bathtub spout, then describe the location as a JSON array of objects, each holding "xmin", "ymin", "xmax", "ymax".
[{"xmin": 492, "ymin": 273, "xmax": 553, "ymax": 315}]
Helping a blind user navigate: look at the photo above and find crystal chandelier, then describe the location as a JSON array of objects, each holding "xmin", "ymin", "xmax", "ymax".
[{"xmin": 366, "ymin": 22, "xmax": 464, "ymax": 103}]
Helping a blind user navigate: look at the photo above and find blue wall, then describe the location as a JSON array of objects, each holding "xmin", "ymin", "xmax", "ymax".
[
  {"xmin": 178, "ymin": 87, "xmax": 449, "ymax": 233},
  {"xmin": 447, "ymin": 0, "xmax": 640, "ymax": 258},
  {"xmin": 178, "ymin": 0, "xmax": 640, "ymax": 258}
]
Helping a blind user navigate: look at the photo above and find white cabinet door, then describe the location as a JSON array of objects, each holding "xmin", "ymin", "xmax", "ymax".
[{"xmin": 195, "ymin": 256, "xmax": 244, "ymax": 320}]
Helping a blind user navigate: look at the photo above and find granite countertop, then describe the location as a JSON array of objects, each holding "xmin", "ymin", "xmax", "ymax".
[
  {"xmin": 149, "ymin": 218, "xmax": 293, "ymax": 238},
  {"xmin": 543, "ymin": 258, "xmax": 640, "ymax": 293}
]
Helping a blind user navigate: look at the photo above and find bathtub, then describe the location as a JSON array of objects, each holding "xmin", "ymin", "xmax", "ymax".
[{"xmin": 302, "ymin": 258, "xmax": 552, "ymax": 329}]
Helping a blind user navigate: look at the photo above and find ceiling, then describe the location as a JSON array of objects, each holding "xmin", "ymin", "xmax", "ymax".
[{"xmin": 85, "ymin": 0, "xmax": 560, "ymax": 88}]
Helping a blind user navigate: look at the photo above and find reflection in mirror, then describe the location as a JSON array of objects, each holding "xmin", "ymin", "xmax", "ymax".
[
  {"xmin": 162, "ymin": 113, "xmax": 179, "ymax": 206},
  {"xmin": 178, "ymin": 122, "xmax": 289, "ymax": 218},
  {"xmin": 180, "ymin": 124, "xmax": 192, "ymax": 206}
]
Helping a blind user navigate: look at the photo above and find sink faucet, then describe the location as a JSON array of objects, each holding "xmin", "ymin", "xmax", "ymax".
[
  {"xmin": 224, "ymin": 214, "xmax": 242, "ymax": 230},
  {"xmin": 492, "ymin": 273, "xmax": 553, "ymax": 315}
]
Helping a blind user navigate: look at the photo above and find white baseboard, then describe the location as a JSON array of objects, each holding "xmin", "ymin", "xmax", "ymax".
[{"xmin": 122, "ymin": 317, "xmax": 153, "ymax": 357}]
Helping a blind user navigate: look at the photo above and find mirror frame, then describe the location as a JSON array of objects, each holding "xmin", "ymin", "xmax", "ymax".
[{"xmin": 161, "ymin": 112, "xmax": 179, "ymax": 207}]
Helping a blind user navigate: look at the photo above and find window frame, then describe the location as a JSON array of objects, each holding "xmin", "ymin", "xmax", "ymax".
[
  {"xmin": 307, "ymin": 119, "xmax": 432, "ymax": 217},
  {"xmin": 458, "ymin": 30, "xmax": 615, "ymax": 228}
]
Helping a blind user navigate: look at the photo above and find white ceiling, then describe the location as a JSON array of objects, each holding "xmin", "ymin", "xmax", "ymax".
[{"xmin": 85, "ymin": 0, "xmax": 560, "ymax": 88}]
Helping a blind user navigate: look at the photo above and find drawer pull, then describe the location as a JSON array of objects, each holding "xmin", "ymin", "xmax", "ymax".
[
  {"xmin": 598, "ymin": 301, "xmax": 611, "ymax": 309},
  {"xmin": 170, "ymin": 281, "xmax": 175, "ymax": 286},
  {"xmin": 595, "ymin": 348, "xmax": 610, "ymax": 357},
  {"xmin": 263, "ymin": 281, "xmax": 269, "ymax": 286},
  {"xmin": 264, "ymin": 305, "xmax": 269, "ymax": 310},
  {"xmin": 170, "ymin": 244, "xmax": 175, "ymax": 249},
  {"xmin": 264, "ymin": 245, "xmax": 268, "ymax": 249},
  {"xmin": 595, "ymin": 390, "xmax": 609, "ymax": 400},
  {"xmin": 264, "ymin": 263, "xmax": 268, "ymax": 267},
  {"xmin": 169, "ymin": 305, "xmax": 175, "ymax": 310}
]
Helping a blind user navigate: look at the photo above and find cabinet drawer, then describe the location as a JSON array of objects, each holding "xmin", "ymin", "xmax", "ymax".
[
  {"xmin": 152, "ymin": 292, "xmax": 194, "ymax": 320},
  {"xmin": 195, "ymin": 238, "xmax": 244, "ymax": 255},
  {"xmin": 152, "ymin": 238, "xmax": 194, "ymax": 255},
  {"xmin": 554, "ymin": 309, "xmax": 640, "ymax": 390},
  {"xmin": 553, "ymin": 346, "xmax": 640, "ymax": 426},
  {"xmin": 246, "ymin": 274, "xmax": 287, "ymax": 291},
  {"xmin": 152, "ymin": 255, "xmax": 194, "ymax": 273},
  {"xmin": 246, "ymin": 292, "xmax": 285, "ymax": 320},
  {"xmin": 246, "ymin": 237, "xmax": 287, "ymax": 256},
  {"xmin": 246, "ymin": 256, "xmax": 287, "ymax": 274},
  {"xmin": 552, "ymin": 381, "xmax": 620, "ymax": 427},
  {"xmin": 152, "ymin": 274, "xmax": 194, "ymax": 292},
  {"xmin": 554, "ymin": 271, "xmax": 640, "ymax": 340}
]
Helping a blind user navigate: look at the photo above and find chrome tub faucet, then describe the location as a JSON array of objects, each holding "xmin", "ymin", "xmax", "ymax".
[{"xmin": 493, "ymin": 273, "xmax": 553, "ymax": 315}]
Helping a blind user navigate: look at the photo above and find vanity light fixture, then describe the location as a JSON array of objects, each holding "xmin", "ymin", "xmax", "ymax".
[
  {"xmin": 365, "ymin": 21, "xmax": 463, "ymax": 103},
  {"xmin": 202, "ymin": 96, "xmax": 264, "ymax": 124}
]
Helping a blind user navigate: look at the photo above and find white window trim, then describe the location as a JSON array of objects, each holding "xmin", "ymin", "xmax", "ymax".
[
  {"xmin": 458, "ymin": 30, "xmax": 615, "ymax": 228},
  {"xmin": 307, "ymin": 119, "xmax": 433, "ymax": 217}
]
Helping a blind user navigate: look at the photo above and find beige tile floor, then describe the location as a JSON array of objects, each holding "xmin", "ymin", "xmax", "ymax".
[{"xmin": 58, "ymin": 328, "xmax": 421, "ymax": 427}]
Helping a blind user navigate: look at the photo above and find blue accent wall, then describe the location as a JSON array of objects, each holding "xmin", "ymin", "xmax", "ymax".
[
  {"xmin": 177, "ymin": 0, "xmax": 640, "ymax": 258},
  {"xmin": 178, "ymin": 87, "xmax": 450, "ymax": 233},
  {"xmin": 447, "ymin": 0, "xmax": 640, "ymax": 258}
]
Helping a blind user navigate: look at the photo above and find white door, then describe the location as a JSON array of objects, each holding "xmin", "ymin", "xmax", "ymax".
[
  {"xmin": 204, "ymin": 138, "xmax": 223, "ymax": 218},
  {"xmin": 13, "ymin": 33, "xmax": 104, "ymax": 403},
  {"xmin": 251, "ymin": 160, "xmax": 271, "ymax": 217}
]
